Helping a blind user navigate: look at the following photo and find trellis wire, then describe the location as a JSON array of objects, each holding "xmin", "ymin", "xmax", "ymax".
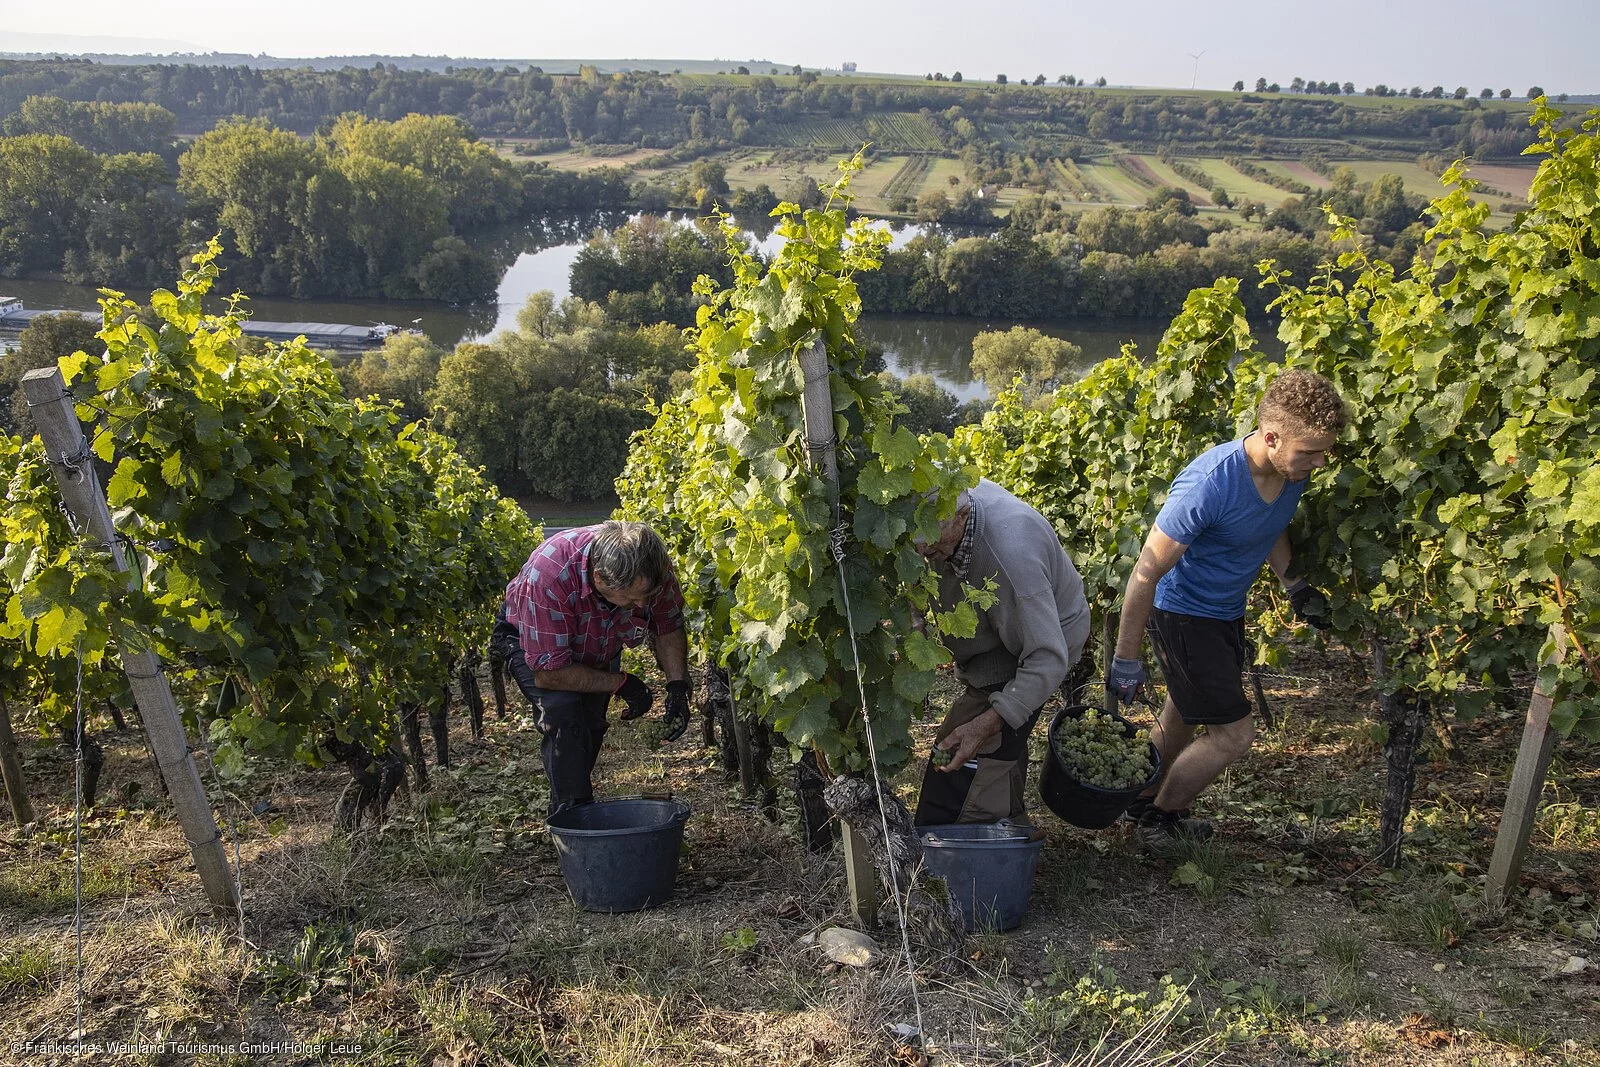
[
  {"xmin": 72, "ymin": 640, "xmax": 85, "ymax": 1050},
  {"xmin": 829, "ymin": 522, "xmax": 926, "ymax": 1045}
]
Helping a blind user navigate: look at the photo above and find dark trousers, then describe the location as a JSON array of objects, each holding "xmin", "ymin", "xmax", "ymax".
[
  {"xmin": 492, "ymin": 606, "xmax": 613, "ymax": 816},
  {"xmin": 914, "ymin": 682, "xmax": 1042, "ymax": 826}
]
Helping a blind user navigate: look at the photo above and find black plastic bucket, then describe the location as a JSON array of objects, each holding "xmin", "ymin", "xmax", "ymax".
[
  {"xmin": 918, "ymin": 821, "xmax": 1045, "ymax": 932},
  {"xmin": 546, "ymin": 796, "xmax": 691, "ymax": 912},
  {"xmin": 1038, "ymin": 704, "xmax": 1163, "ymax": 829}
]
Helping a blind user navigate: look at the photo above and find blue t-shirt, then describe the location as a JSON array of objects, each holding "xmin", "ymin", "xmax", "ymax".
[{"xmin": 1153, "ymin": 438, "xmax": 1304, "ymax": 621}]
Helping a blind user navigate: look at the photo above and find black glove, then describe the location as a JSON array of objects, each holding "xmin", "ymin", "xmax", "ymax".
[
  {"xmin": 663, "ymin": 680, "xmax": 691, "ymax": 742},
  {"xmin": 1288, "ymin": 581, "xmax": 1332, "ymax": 630},
  {"xmin": 1106, "ymin": 656, "xmax": 1148, "ymax": 706},
  {"xmin": 614, "ymin": 673, "xmax": 653, "ymax": 719}
]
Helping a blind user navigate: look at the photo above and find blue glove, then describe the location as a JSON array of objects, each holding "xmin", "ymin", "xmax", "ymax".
[{"xmin": 1107, "ymin": 656, "xmax": 1148, "ymax": 706}]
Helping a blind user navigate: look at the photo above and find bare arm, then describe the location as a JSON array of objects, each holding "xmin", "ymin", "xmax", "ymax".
[
  {"xmin": 1114, "ymin": 526, "xmax": 1189, "ymax": 660},
  {"xmin": 1266, "ymin": 529, "xmax": 1293, "ymax": 585},
  {"xmin": 534, "ymin": 664, "xmax": 623, "ymax": 694},
  {"xmin": 653, "ymin": 627, "xmax": 689, "ymax": 684}
]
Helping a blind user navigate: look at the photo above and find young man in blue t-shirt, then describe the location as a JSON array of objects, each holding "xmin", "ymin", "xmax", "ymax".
[{"xmin": 1107, "ymin": 369, "xmax": 1347, "ymax": 852}]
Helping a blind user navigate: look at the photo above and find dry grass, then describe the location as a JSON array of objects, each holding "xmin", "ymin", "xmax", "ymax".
[{"xmin": 1, "ymin": 646, "xmax": 1597, "ymax": 1065}]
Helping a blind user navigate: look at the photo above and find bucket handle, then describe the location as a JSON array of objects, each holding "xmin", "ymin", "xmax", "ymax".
[
  {"xmin": 611, "ymin": 793, "xmax": 689, "ymax": 826},
  {"xmin": 995, "ymin": 818, "xmax": 1048, "ymax": 844}
]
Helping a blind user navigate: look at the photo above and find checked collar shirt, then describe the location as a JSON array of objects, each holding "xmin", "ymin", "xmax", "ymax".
[
  {"xmin": 947, "ymin": 507, "xmax": 977, "ymax": 580},
  {"xmin": 503, "ymin": 527, "xmax": 685, "ymax": 671}
]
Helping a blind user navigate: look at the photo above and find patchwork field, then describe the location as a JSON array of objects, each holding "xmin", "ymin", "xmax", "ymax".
[
  {"xmin": 1048, "ymin": 157, "xmax": 1098, "ymax": 202},
  {"xmin": 1334, "ymin": 160, "xmax": 1454, "ymax": 200},
  {"xmin": 1135, "ymin": 155, "xmax": 1216, "ymax": 205},
  {"xmin": 516, "ymin": 146, "xmax": 667, "ymax": 169},
  {"xmin": 1258, "ymin": 159, "xmax": 1329, "ymax": 189},
  {"xmin": 1078, "ymin": 158, "xmax": 1155, "ymax": 204},
  {"xmin": 923, "ymin": 156, "xmax": 968, "ymax": 196},
  {"xmin": 1193, "ymin": 158, "xmax": 1299, "ymax": 206},
  {"xmin": 1458, "ymin": 162, "xmax": 1538, "ymax": 200},
  {"xmin": 499, "ymin": 121, "xmax": 1539, "ymax": 227},
  {"xmin": 878, "ymin": 155, "xmax": 933, "ymax": 203}
]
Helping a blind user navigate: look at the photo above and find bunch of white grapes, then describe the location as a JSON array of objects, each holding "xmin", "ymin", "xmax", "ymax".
[{"xmin": 1051, "ymin": 709, "xmax": 1155, "ymax": 790}]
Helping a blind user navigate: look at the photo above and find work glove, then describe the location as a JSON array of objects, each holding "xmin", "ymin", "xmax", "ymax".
[
  {"xmin": 1106, "ymin": 656, "xmax": 1148, "ymax": 706},
  {"xmin": 613, "ymin": 673, "xmax": 654, "ymax": 719},
  {"xmin": 662, "ymin": 680, "xmax": 691, "ymax": 742},
  {"xmin": 1287, "ymin": 580, "xmax": 1332, "ymax": 631}
]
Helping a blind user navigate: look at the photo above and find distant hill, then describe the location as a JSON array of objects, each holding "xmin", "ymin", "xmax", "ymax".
[
  {"xmin": 0, "ymin": 50, "xmax": 808, "ymax": 76},
  {"xmin": 0, "ymin": 31, "xmax": 201, "ymax": 54}
]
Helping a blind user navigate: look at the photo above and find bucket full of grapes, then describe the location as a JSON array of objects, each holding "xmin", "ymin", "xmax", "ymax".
[{"xmin": 1038, "ymin": 704, "xmax": 1163, "ymax": 829}]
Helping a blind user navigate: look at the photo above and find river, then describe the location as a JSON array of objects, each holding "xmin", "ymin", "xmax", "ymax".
[{"xmin": 0, "ymin": 216, "xmax": 1251, "ymax": 400}]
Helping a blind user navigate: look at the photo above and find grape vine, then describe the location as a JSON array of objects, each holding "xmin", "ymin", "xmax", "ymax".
[
  {"xmin": 616, "ymin": 155, "xmax": 980, "ymax": 774},
  {"xmin": 1234, "ymin": 103, "xmax": 1600, "ymax": 737},
  {"xmin": 960, "ymin": 104, "xmax": 1600, "ymax": 743},
  {"xmin": 1, "ymin": 240, "xmax": 540, "ymax": 775}
]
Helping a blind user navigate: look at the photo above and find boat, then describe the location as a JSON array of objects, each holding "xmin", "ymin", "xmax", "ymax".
[{"xmin": 0, "ymin": 297, "xmax": 419, "ymax": 351}]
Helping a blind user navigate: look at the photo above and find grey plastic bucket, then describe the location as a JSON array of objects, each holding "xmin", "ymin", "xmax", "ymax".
[
  {"xmin": 917, "ymin": 821, "xmax": 1045, "ymax": 932},
  {"xmin": 546, "ymin": 797, "xmax": 691, "ymax": 912}
]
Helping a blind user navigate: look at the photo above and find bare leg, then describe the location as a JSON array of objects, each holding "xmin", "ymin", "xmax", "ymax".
[
  {"xmin": 1153, "ymin": 715, "xmax": 1254, "ymax": 811},
  {"xmin": 1145, "ymin": 696, "xmax": 1194, "ymax": 794}
]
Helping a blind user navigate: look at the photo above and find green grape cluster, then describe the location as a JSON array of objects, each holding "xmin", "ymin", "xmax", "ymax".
[{"xmin": 1050, "ymin": 709, "xmax": 1155, "ymax": 790}]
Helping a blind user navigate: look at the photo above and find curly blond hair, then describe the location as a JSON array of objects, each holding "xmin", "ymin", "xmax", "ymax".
[{"xmin": 1258, "ymin": 369, "xmax": 1346, "ymax": 438}]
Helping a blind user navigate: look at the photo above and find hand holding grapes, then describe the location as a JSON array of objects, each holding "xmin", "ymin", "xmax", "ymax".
[{"xmin": 933, "ymin": 707, "xmax": 1002, "ymax": 772}]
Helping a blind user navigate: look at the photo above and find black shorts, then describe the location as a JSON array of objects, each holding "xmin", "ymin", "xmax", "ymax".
[{"xmin": 1147, "ymin": 607, "xmax": 1251, "ymax": 726}]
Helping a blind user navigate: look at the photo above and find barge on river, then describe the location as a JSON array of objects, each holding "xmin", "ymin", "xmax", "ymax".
[{"xmin": 0, "ymin": 296, "xmax": 415, "ymax": 351}]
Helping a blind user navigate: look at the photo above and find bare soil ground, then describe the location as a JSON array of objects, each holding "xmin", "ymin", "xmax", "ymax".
[
  {"xmin": 2, "ymin": 639, "xmax": 1597, "ymax": 1066},
  {"xmin": 1457, "ymin": 165, "xmax": 1538, "ymax": 201},
  {"xmin": 1133, "ymin": 157, "xmax": 1215, "ymax": 206},
  {"xmin": 1265, "ymin": 161, "xmax": 1330, "ymax": 188},
  {"xmin": 507, "ymin": 147, "xmax": 667, "ymax": 170}
]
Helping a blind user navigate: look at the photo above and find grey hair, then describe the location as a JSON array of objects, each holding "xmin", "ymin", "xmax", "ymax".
[{"xmin": 589, "ymin": 521, "xmax": 672, "ymax": 591}]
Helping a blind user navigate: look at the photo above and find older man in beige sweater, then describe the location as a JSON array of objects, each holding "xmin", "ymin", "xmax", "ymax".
[{"xmin": 915, "ymin": 478, "xmax": 1092, "ymax": 825}]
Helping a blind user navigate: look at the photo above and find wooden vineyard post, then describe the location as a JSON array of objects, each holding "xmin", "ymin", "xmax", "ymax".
[
  {"xmin": 1486, "ymin": 625, "xmax": 1567, "ymax": 907},
  {"xmin": 1100, "ymin": 610, "xmax": 1119, "ymax": 714},
  {"xmin": 841, "ymin": 812, "xmax": 880, "ymax": 928},
  {"xmin": 0, "ymin": 694, "xmax": 34, "ymax": 826},
  {"xmin": 22, "ymin": 367, "xmax": 239, "ymax": 911},
  {"xmin": 797, "ymin": 337, "xmax": 880, "ymax": 926}
]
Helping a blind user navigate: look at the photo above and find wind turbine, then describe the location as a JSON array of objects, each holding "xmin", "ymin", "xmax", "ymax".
[{"xmin": 1187, "ymin": 50, "xmax": 1206, "ymax": 90}]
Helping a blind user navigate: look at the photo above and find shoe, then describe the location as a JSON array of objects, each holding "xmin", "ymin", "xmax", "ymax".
[
  {"xmin": 1137, "ymin": 806, "xmax": 1215, "ymax": 856},
  {"xmin": 1120, "ymin": 795, "xmax": 1155, "ymax": 824}
]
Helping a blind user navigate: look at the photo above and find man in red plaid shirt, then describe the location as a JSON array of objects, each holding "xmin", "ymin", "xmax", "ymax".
[{"xmin": 491, "ymin": 521, "xmax": 690, "ymax": 814}]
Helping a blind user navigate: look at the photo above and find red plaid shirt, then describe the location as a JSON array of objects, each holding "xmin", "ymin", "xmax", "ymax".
[{"xmin": 503, "ymin": 526, "xmax": 685, "ymax": 671}]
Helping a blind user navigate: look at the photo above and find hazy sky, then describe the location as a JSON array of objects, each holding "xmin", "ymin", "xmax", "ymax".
[{"xmin": 3, "ymin": 1, "xmax": 1594, "ymax": 94}]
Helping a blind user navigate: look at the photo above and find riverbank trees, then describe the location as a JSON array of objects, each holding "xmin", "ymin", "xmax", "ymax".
[
  {"xmin": 568, "ymin": 215, "xmax": 734, "ymax": 325},
  {"xmin": 404, "ymin": 293, "xmax": 693, "ymax": 500},
  {"xmin": 0, "ymin": 110, "xmax": 594, "ymax": 298},
  {"xmin": 851, "ymin": 168, "xmax": 1424, "ymax": 321},
  {"xmin": 1, "ymin": 95, "xmax": 176, "ymax": 155},
  {"xmin": 178, "ymin": 116, "xmax": 518, "ymax": 300},
  {"xmin": 570, "ymin": 166, "xmax": 1425, "ymax": 329}
]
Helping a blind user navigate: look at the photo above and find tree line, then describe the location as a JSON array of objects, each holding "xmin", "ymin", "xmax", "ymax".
[
  {"xmin": 0, "ymin": 101, "xmax": 626, "ymax": 296},
  {"xmin": 573, "ymin": 172, "xmax": 1429, "ymax": 326},
  {"xmin": 338, "ymin": 291, "xmax": 693, "ymax": 501},
  {"xmin": 0, "ymin": 59, "xmax": 1535, "ymax": 160}
]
